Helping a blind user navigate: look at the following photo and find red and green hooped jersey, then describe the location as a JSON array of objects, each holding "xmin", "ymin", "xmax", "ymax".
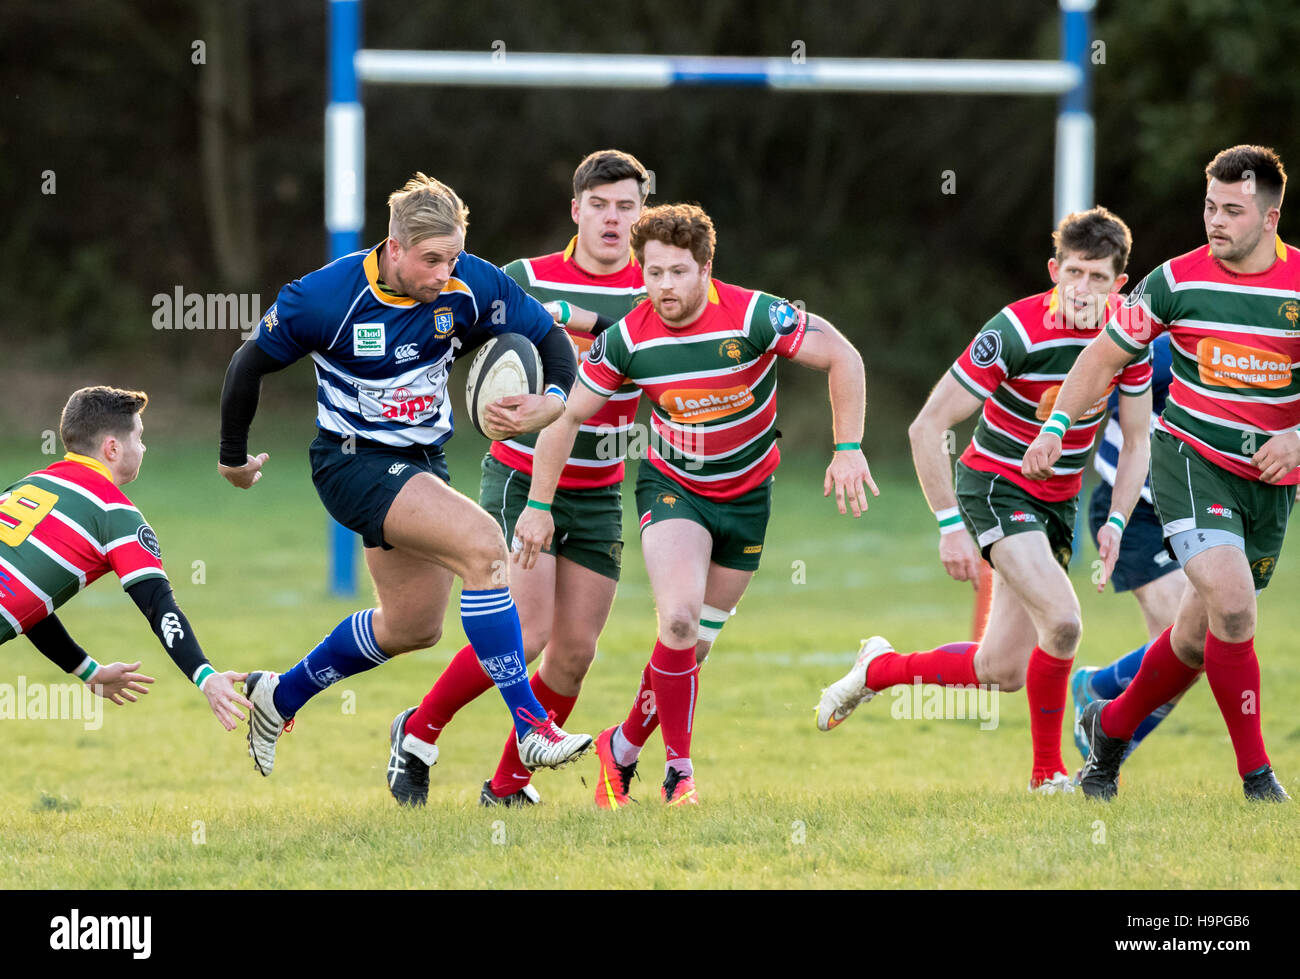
[
  {"xmin": 579, "ymin": 278, "xmax": 807, "ymax": 501},
  {"xmin": 0, "ymin": 455, "xmax": 167, "ymax": 643},
  {"xmin": 949, "ymin": 288, "xmax": 1153, "ymax": 503},
  {"xmin": 493, "ymin": 240, "xmax": 646, "ymax": 489},
  {"xmin": 1106, "ymin": 241, "xmax": 1300, "ymax": 485}
]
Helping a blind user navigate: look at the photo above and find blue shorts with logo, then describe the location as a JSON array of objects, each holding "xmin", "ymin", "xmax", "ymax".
[
  {"xmin": 309, "ymin": 429, "xmax": 450, "ymax": 550},
  {"xmin": 1087, "ymin": 481, "xmax": 1178, "ymax": 593}
]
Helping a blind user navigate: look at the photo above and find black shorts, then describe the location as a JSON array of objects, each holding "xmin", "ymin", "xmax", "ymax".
[
  {"xmin": 309, "ymin": 430, "xmax": 450, "ymax": 550},
  {"xmin": 1087, "ymin": 481, "xmax": 1178, "ymax": 593}
]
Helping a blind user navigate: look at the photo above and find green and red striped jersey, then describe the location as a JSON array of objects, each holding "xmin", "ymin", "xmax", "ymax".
[
  {"xmin": 0, "ymin": 454, "xmax": 167, "ymax": 643},
  {"xmin": 1106, "ymin": 241, "xmax": 1300, "ymax": 484},
  {"xmin": 579, "ymin": 278, "xmax": 807, "ymax": 500},
  {"xmin": 494, "ymin": 239, "xmax": 646, "ymax": 489},
  {"xmin": 950, "ymin": 287, "xmax": 1153, "ymax": 502}
]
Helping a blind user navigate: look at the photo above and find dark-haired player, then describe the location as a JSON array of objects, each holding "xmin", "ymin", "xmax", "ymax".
[
  {"xmin": 1, "ymin": 386, "xmax": 250, "ymax": 728},
  {"xmin": 517, "ymin": 202, "xmax": 875, "ymax": 806},
  {"xmin": 390, "ymin": 151, "xmax": 649, "ymax": 807},
  {"xmin": 219, "ymin": 173, "xmax": 592, "ymax": 785},
  {"xmin": 1025, "ymin": 145, "xmax": 1298, "ymax": 802},
  {"xmin": 817, "ymin": 206, "xmax": 1153, "ymax": 795}
]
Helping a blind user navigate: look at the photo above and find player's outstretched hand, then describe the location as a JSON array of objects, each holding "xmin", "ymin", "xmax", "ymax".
[
  {"xmin": 218, "ymin": 452, "xmax": 269, "ymax": 489},
  {"xmin": 823, "ymin": 448, "xmax": 880, "ymax": 517},
  {"xmin": 202, "ymin": 670, "xmax": 252, "ymax": 731},
  {"xmin": 1095, "ymin": 523, "xmax": 1122, "ymax": 592},
  {"xmin": 1252, "ymin": 430, "xmax": 1300, "ymax": 484},
  {"xmin": 1021, "ymin": 433, "xmax": 1062, "ymax": 480},
  {"xmin": 87, "ymin": 661, "xmax": 155, "ymax": 705},
  {"xmin": 483, "ymin": 394, "xmax": 563, "ymax": 439},
  {"xmin": 512, "ymin": 505, "xmax": 554, "ymax": 571},
  {"xmin": 939, "ymin": 530, "xmax": 983, "ymax": 586}
]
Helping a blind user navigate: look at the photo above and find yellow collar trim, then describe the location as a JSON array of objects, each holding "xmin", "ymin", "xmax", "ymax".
[
  {"xmin": 1276, "ymin": 237, "xmax": 1287, "ymax": 261},
  {"xmin": 708, "ymin": 280, "xmax": 720, "ymax": 304},
  {"xmin": 363, "ymin": 242, "xmax": 417, "ymax": 307},
  {"xmin": 563, "ymin": 235, "xmax": 638, "ymax": 274},
  {"xmin": 64, "ymin": 452, "xmax": 112, "ymax": 481}
]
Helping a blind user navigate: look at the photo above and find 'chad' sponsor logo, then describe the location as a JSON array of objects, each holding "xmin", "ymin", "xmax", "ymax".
[
  {"xmin": 660, "ymin": 385, "xmax": 754, "ymax": 423},
  {"xmin": 1198, "ymin": 338, "xmax": 1292, "ymax": 389},
  {"xmin": 1036, "ymin": 382, "xmax": 1114, "ymax": 421}
]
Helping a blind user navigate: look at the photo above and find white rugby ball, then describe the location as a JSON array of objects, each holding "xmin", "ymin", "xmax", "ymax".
[{"xmin": 465, "ymin": 334, "xmax": 543, "ymax": 440}]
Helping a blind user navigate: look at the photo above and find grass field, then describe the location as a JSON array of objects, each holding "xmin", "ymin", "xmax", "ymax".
[{"xmin": 2, "ymin": 432, "xmax": 1298, "ymax": 889}]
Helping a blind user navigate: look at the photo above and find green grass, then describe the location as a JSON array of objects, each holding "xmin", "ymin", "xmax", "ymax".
[{"xmin": 1, "ymin": 434, "xmax": 1297, "ymax": 888}]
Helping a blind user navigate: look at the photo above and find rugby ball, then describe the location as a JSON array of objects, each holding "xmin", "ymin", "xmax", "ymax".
[{"xmin": 465, "ymin": 334, "xmax": 543, "ymax": 440}]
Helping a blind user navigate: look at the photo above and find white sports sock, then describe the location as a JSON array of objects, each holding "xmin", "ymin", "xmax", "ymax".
[{"xmin": 611, "ymin": 725, "xmax": 640, "ymax": 768}]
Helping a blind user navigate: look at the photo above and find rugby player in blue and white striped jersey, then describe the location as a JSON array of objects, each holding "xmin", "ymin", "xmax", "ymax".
[{"xmin": 218, "ymin": 174, "xmax": 591, "ymax": 794}]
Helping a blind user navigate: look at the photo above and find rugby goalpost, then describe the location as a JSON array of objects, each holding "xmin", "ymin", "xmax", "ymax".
[{"xmin": 323, "ymin": 0, "xmax": 1097, "ymax": 597}]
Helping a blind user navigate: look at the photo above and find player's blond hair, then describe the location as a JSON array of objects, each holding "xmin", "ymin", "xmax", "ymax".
[{"xmin": 387, "ymin": 173, "xmax": 469, "ymax": 247}]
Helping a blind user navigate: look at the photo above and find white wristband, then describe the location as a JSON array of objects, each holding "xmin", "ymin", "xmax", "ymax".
[{"xmin": 935, "ymin": 506, "xmax": 965, "ymax": 536}]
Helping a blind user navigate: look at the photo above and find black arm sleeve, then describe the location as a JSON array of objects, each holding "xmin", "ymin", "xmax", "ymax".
[
  {"xmin": 24, "ymin": 614, "xmax": 90, "ymax": 674},
  {"xmin": 591, "ymin": 314, "xmax": 617, "ymax": 336},
  {"xmin": 537, "ymin": 323, "xmax": 578, "ymax": 397},
  {"xmin": 219, "ymin": 339, "xmax": 291, "ymax": 467},
  {"xmin": 126, "ymin": 578, "xmax": 210, "ymax": 682}
]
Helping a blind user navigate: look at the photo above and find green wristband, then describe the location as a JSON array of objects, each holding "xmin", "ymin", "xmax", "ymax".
[
  {"xmin": 1106, "ymin": 511, "xmax": 1126, "ymax": 534},
  {"xmin": 833, "ymin": 442, "xmax": 861, "ymax": 452},
  {"xmin": 1040, "ymin": 410, "xmax": 1071, "ymax": 440},
  {"xmin": 75, "ymin": 657, "xmax": 101, "ymax": 683},
  {"xmin": 555, "ymin": 300, "xmax": 571, "ymax": 325},
  {"xmin": 193, "ymin": 664, "xmax": 217, "ymax": 690},
  {"xmin": 526, "ymin": 499, "xmax": 552, "ymax": 512}
]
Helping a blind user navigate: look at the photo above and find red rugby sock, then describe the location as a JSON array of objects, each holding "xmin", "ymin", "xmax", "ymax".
[
  {"xmin": 489, "ymin": 672, "xmax": 578, "ymax": 797},
  {"xmin": 1026, "ymin": 647, "xmax": 1073, "ymax": 781},
  {"xmin": 648, "ymin": 640, "xmax": 699, "ymax": 769},
  {"xmin": 1203, "ymin": 631, "xmax": 1269, "ymax": 777},
  {"xmin": 404, "ymin": 643, "xmax": 493, "ymax": 743},
  {"xmin": 864, "ymin": 641, "xmax": 979, "ymax": 690},
  {"xmin": 1100, "ymin": 627, "xmax": 1199, "ymax": 739},
  {"xmin": 620, "ymin": 662, "xmax": 661, "ymax": 747}
]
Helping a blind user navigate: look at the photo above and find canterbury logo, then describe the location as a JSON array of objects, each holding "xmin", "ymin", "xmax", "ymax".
[
  {"xmin": 161, "ymin": 612, "xmax": 184, "ymax": 649},
  {"xmin": 394, "ymin": 343, "xmax": 419, "ymax": 362}
]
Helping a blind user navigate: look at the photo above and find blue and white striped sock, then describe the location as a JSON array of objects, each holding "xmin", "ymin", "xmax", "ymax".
[
  {"xmin": 273, "ymin": 610, "xmax": 389, "ymax": 718},
  {"xmin": 461, "ymin": 587, "xmax": 546, "ymax": 739}
]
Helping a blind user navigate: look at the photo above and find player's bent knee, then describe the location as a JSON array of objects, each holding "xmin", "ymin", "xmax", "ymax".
[
  {"xmin": 547, "ymin": 656, "xmax": 593, "ymax": 692},
  {"xmin": 550, "ymin": 640, "xmax": 597, "ymax": 676},
  {"xmin": 520, "ymin": 630, "xmax": 551, "ymax": 661},
  {"xmin": 1216, "ymin": 606, "xmax": 1256, "ymax": 642},
  {"xmin": 1170, "ymin": 628, "xmax": 1206, "ymax": 668},
  {"xmin": 662, "ymin": 613, "xmax": 698, "ymax": 647},
  {"xmin": 465, "ymin": 535, "xmax": 510, "ymax": 588},
  {"xmin": 1048, "ymin": 616, "xmax": 1082, "ymax": 654}
]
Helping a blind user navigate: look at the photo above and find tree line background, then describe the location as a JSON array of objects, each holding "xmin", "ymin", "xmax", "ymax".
[{"xmin": 2, "ymin": 0, "xmax": 1296, "ymax": 451}]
